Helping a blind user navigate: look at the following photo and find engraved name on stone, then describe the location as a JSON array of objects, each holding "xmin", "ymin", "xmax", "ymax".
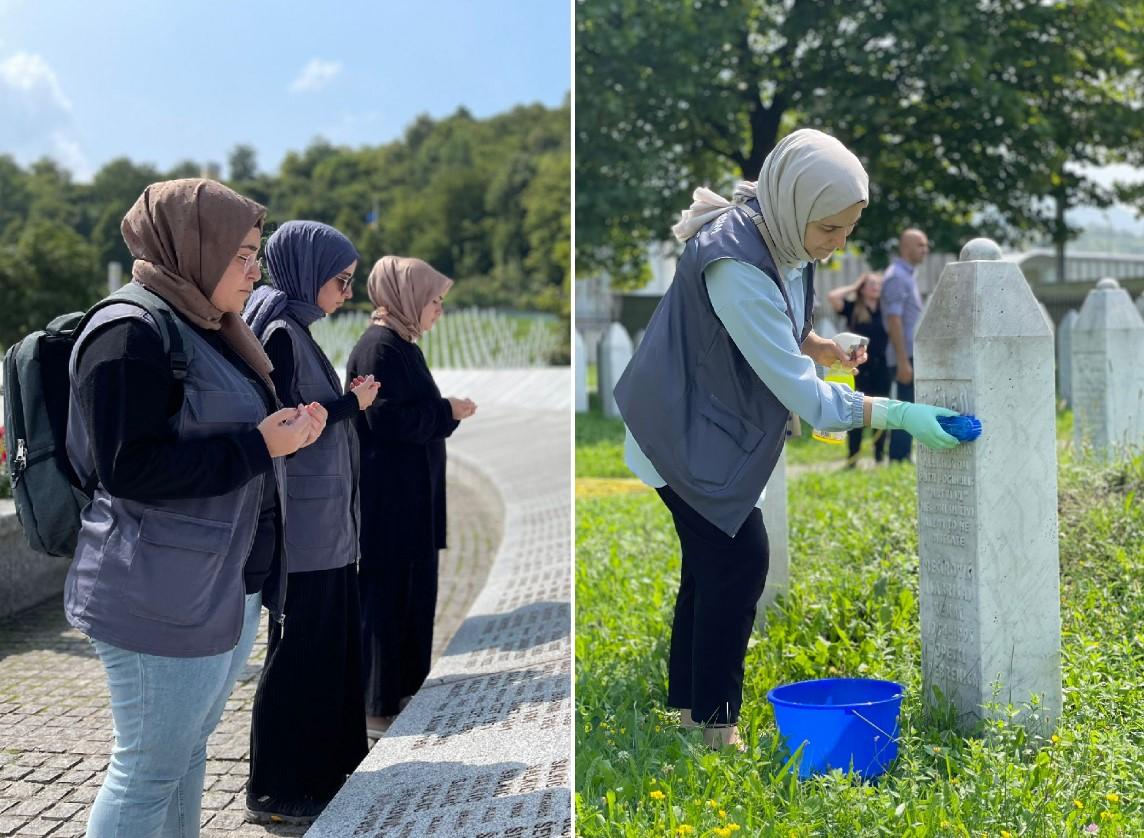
[{"xmin": 915, "ymin": 380, "xmax": 980, "ymax": 698}]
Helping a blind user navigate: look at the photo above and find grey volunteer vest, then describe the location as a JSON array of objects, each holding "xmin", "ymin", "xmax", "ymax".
[
  {"xmin": 614, "ymin": 199, "xmax": 814, "ymax": 537},
  {"xmin": 64, "ymin": 303, "xmax": 287, "ymax": 658},
  {"xmin": 261, "ymin": 315, "xmax": 360, "ymax": 573}
]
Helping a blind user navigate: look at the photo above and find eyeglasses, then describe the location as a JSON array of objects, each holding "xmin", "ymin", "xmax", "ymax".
[
  {"xmin": 235, "ymin": 252, "xmax": 260, "ymax": 276},
  {"xmin": 333, "ymin": 271, "xmax": 354, "ymax": 293}
]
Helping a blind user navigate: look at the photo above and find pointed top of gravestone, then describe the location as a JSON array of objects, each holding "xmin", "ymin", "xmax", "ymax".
[
  {"xmin": 1095, "ymin": 277, "xmax": 1120, "ymax": 290},
  {"xmin": 959, "ymin": 238, "xmax": 1002, "ymax": 262}
]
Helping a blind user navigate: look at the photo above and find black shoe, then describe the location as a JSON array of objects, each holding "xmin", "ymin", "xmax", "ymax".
[{"xmin": 244, "ymin": 794, "xmax": 327, "ymax": 825}]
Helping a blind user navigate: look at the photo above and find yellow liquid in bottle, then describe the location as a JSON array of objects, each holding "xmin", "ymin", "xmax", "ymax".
[{"xmin": 811, "ymin": 364, "xmax": 856, "ymax": 444}]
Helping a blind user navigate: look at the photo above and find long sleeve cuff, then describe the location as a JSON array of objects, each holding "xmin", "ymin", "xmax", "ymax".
[
  {"xmin": 846, "ymin": 388, "xmax": 866, "ymax": 429},
  {"xmin": 869, "ymin": 397, "xmax": 891, "ymax": 430},
  {"xmin": 237, "ymin": 428, "xmax": 275, "ymax": 473}
]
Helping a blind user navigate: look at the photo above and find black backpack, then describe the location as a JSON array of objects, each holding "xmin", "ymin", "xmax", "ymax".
[{"xmin": 2, "ymin": 283, "xmax": 192, "ymax": 556}]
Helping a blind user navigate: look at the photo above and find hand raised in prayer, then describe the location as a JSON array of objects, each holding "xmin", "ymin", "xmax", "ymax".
[
  {"xmin": 448, "ymin": 397, "xmax": 477, "ymax": 421},
  {"xmin": 350, "ymin": 375, "xmax": 381, "ymax": 410},
  {"xmin": 298, "ymin": 402, "xmax": 328, "ymax": 448}
]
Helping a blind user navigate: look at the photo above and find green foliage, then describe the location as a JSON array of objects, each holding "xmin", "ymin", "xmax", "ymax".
[
  {"xmin": 0, "ymin": 219, "xmax": 101, "ymax": 346},
  {"xmin": 576, "ymin": 0, "xmax": 1144, "ymax": 284},
  {"xmin": 0, "ymin": 102, "xmax": 570, "ymax": 350},
  {"xmin": 575, "ymin": 448, "xmax": 1144, "ymax": 836}
]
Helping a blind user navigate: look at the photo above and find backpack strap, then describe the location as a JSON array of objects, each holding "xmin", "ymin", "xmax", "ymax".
[{"xmin": 78, "ymin": 284, "xmax": 194, "ymax": 381}]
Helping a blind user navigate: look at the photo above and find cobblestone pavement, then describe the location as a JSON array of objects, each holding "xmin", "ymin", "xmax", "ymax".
[{"xmin": 0, "ymin": 473, "xmax": 501, "ymax": 837}]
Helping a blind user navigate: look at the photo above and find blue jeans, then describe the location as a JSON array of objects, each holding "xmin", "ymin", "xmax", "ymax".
[{"xmin": 86, "ymin": 593, "xmax": 263, "ymax": 838}]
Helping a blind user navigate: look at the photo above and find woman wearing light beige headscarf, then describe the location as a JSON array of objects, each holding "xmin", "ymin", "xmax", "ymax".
[
  {"xmin": 614, "ymin": 129, "xmax": 963, "ymax": 750},
  {"xmin": 66, "ymin": 178, "xmax": 328, "ymax": 834},
  {"xmin": 348, "ymin": 255, "xmax": 476, "ymax": 736}
]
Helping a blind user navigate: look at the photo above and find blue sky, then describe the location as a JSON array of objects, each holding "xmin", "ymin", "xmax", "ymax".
[{"xmin": 0, "ymin": 0, "xmax": 570, "ymax": 181}]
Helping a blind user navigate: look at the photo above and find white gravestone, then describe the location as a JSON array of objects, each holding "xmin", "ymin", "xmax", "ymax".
[
  {"xmin": 597, "ymin": 323, "xmax": 632, "ymax": 419},
  {"xmin": 1056, "ymin": 310, "xmax": 1078, "ymax": 407},
  {"xmin": 756, "ymin": 447, "xmax": 789, "ymax": 615},
  {"xmin": 1071, "ymin": 278, "xmax": 1144, "ymax": 459},
  {"xmin": 575, "ymin": 331, "xmax": 588, "ymax": 413},
  {"xmin": 914, "ymin": 237, "xmax": 1061, "ymax": 732}
]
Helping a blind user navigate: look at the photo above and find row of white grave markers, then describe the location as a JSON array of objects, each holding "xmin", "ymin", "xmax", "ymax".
[
  {"xmin": 1071, "ymin": 278, "xmax": 1144, "ymax": 458},
  {"xmin": 577, "ymin": 272, "xmax": 1142, "ymax": 737}
]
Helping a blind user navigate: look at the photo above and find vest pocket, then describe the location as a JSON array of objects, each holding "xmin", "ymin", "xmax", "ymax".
[
  {"xmin": 128, "ymin": 508, "xmax": 235, "ymax": 626},
  {"xmin": 688, "ymin": 392, "xmax": 765, "ymax": 487},
  {"xmin": 285, "ymin": 476, "xmax": 345, "ymax": 549}
]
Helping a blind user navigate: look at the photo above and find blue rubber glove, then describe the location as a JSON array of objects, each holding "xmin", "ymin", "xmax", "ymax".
[{"xmin": 872, "ymin": 400, "xmax": 961, "ymax": 450}]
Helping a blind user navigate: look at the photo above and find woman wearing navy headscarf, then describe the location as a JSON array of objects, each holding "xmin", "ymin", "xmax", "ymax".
[{"xmin": 241, "ymin": 221, "xmax": 380, "ymax": 825}]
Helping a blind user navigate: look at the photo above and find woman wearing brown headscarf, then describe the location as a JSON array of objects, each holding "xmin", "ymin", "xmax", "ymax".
[
  {"xmin": 346, "ymin": 255, "xmax": 477, "ymax": 735},
  {"xmin": 64, "ymin": 179, "xmax": 326, "ymax": 836}
]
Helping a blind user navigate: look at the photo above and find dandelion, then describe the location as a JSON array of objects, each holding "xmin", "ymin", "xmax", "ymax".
[
  {"xmin": 1100, "ymin": 811, "xmax": 1112, "ymax": 821},
  {"xmin": 719, "ymin": 809, "xmax": 727, "ymax": 819},
  {"xmin": 1051, "ymin": 734, "xmax": 1060, "ymax": 744},
  {"xmin": 728, "ymin": 826, "xmax": 741, "ymax": 833},
  {"xmin": 707, "ymin": 800, "xmax": 719, "ymax": 809},
  {"xmin": 1105, "ymin": 792, "xmax": 1119, "ymax": 804},
  {"xmin": 714, "ymin": 828, "xmax": 733, "ymax": 838},
  {"xmin": 676, "ymin": 826, "xmax": 695, "ymax": 836},
  {"xmin": 649, "ymin": 790, "xmax": 665, "ymax": 801},
  {"xmin": 1001, "ymin": 831, "xmax": 1012, "ymax": 838},
  {"xmin": 1074, "ymin": 800, "xmax": 1084, "ymax": 810}
]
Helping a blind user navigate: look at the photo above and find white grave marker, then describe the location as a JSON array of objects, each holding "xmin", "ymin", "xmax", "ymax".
[
  {"xmin": 597, "ymin": 323, "xmax": 632, "ymax": 419},
  {"xmin": 1071, "ymin": 278, "xmax": 1144, "ymax": 459},
  {"xmin": 575, "ymin": 331, "xmax": 588, "ymax": 413},
  {"xmin": 1056, "ymin": 309, "xmax": 1078, "ymax": 407},
  {"xmin": 756, "ymin": 447, "xmax": 789, "ymax": 615},
  {"xmin": 914, "ymin": 237, "xmax": 1061, "ymax": 732}
]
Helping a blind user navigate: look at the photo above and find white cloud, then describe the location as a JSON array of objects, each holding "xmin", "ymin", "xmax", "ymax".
[
  {"xmin": 0, "ymin": 51, "xmax": 72, "ymax": 131},
  {"xmin": 289, "ymin": 59, "xmax": 343, "ymax": 94},
  {"xmin": 50, "ymin": 132, "xmax": 91, "ymax": 180},
  {"xmin": 0, "ymin": 51, "xmax": 90, "ymax": 178}
]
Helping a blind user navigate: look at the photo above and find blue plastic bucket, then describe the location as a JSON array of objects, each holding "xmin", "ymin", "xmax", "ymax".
[{"xmin": 767, "ymin": 678, "xmax": 904, "ymax": 779}]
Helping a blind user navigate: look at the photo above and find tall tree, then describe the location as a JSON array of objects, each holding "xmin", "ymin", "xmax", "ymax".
[{"xmin": 576, "ymin": 0, "xmax": 1144, "ymax": 283}]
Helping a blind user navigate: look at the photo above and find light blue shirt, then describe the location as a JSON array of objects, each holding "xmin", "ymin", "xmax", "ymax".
[
  {"xmin": 624, "ymin": 258, "xmax": 866, "ymax": 504},
  {"xmin": 879, "ymin": 256, "xmax": 923, "ymax": 367}
]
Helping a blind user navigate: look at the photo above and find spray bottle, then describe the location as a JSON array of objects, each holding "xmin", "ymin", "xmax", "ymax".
[{"xmin": 811, "ymin": 331, "xmax": 869, "ymax": 445}]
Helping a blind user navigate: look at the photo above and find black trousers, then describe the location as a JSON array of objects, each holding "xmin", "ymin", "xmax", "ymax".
[
  {"xmin": 248, "ymin": 565, "xmax": 369, "ymax": 804},
  {"xmin": 849, "ymin": 361, "xmax": 891, "ymax": 463},
  {"xmin": 359, "ymin": 547, "xmax": 439, "ymax": 717},
  {"xmin": 657, "ymin": 485, "xmax": 769, "ymax": 726},
  {"xmin": 888, "ymin": 358, "xmax": 915, "ymax": 462}
]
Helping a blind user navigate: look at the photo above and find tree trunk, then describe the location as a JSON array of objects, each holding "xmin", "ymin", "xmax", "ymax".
[{"xmin": 1054, "ymin": 190, "xmax": 1066, "ymax": 284}]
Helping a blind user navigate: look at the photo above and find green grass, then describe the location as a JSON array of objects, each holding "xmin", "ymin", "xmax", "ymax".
[
  {"xmin": 575, "ymin": 420, "xmax": 1144, "ymax": 836},
  {"xmin": 577, "ymin": 385, "xmax": 856, "ymax": 478}
]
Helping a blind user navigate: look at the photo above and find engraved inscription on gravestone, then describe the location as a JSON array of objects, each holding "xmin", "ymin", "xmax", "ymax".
[
  {"xmin": 1071, "ymin": 351, "xmax": 1108, "ymax": 449},
  {"xmin": 915, "ymin": 380, "xmax": 980, "ymax": 707},
  {"xmin": 411, "ymin": 659, "xmax": 570, "ymax": 751},
  {"xmin": 352, "ymin": 760, "xmax": 571, "ymax": 837}
]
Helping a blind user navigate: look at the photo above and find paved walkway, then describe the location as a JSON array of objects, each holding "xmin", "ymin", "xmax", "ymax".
[
  {"xmin": 308, "ymin": 368, "xmax": 571, "ymax": 838},
  {"xmin": 0, "ymin": 463, "xmax": 502, "ymax": 836}
]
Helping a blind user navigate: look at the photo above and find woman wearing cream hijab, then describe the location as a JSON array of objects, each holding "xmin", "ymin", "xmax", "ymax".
[
  {"xmin": 346, "ymin": 256, "xmax": 477, "ymax": 736},
  {"xmin": 614, "ymin": 129, "xmax": 962, "ymax": 749}
]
